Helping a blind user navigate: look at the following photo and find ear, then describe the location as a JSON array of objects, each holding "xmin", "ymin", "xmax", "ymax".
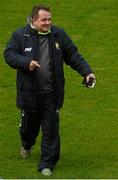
[{"xmin": 32, "ymin": 17, "xmax": 36, "ymax": 23}]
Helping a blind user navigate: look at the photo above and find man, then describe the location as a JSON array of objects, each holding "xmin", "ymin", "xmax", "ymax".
[{"xmin": 4, "ymin": 5, "xmax": 96, "ymax": 176}]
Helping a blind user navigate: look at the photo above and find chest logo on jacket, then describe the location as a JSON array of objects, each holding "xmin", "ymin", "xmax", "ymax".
[
  {"xmin": 24, "ymin": 47, "xmax": 32, "ymax": 52},
  {"xmin": 55, "ymin": 42, "xmax": 60, "ymax": 50}
]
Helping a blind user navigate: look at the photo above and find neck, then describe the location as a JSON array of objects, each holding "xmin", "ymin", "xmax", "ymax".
[
  {"xmin": 38, "ymin": 29, "xmax": 51, "ymax": 35},
  {"xmin": 31, "ymin": 23, "xmax": 37, "ymax": 30}
]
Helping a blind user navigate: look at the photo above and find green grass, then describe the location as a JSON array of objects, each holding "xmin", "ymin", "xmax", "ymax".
[{"xmin": 0, "ymin": 0, "xmax": 118, "ymax": 179}]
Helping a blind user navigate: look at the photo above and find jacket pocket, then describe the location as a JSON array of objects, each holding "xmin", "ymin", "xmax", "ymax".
[
  {"xmin": 17, "ymin": 91, "xmax": 37, "ymax": 111},
  {"xmin": 57, "ymin": 85, "xmax": 65, "ymax": 109}
]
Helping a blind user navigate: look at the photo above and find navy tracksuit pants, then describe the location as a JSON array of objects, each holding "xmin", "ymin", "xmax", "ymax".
[{"xmin": 19, "ymin": 91, "xmax": 60, "ymax": 171}]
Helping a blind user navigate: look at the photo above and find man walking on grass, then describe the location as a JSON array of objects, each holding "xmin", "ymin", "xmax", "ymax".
[{"xmin": 4, "ymin": 5, "xmax": 96, "ymax": 176}]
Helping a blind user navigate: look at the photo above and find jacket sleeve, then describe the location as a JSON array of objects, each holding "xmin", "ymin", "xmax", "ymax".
[
  {"xmin": 62, "ymin": 30, "xmax": 93, "ymax": 76},
  {"xmin": 4, "ymin": 31, "xmax": 32, "ymax": 70}
]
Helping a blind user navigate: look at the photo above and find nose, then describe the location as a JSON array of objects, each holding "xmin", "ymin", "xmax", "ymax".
[{"xmin": 46, "ymin": 20, "xmax": 50, "ymax": 25}]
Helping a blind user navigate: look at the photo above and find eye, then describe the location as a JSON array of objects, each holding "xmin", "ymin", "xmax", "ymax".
[
  {"xmin": 41, "ymin": 18, "xmax": 47, "ymax": 22},
  {"xmin": 41, "ymin": 18, "xmax": 51, "ymax": 22}
]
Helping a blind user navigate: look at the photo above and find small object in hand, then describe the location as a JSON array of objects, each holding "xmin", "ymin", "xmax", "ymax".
[{"xmin": 82, "ymin": 77, "xmax": 96, "ymax": 88}]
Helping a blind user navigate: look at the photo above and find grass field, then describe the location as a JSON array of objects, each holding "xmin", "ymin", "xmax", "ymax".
[{"xmin": 0, "ymin": 0, "xmax": 118, "ymax": 179}]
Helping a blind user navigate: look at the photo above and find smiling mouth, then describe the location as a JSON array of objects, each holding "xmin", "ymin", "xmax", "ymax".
[{"xmin": 45, "ymin": 25, "xmax": 50, "ymax": 27}]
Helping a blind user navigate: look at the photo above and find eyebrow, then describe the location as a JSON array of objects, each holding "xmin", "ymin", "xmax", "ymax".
[{"xmin": 40, "ymin": 17, "xmax": 51, "ymax": 20}]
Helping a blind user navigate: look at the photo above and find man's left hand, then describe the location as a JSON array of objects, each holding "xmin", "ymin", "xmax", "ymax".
[{"xmin": 83, "ymin": 73, "xmax": 96, "ymax": 88}]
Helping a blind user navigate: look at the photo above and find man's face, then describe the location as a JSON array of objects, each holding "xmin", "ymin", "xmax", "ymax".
[{"xmin": 32, "ymin": 10, "xmax": 51, "ymax": 32}]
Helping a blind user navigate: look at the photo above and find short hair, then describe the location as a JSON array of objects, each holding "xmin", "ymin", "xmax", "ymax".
[{"xmin": 31, "ymin": 5, "xmax": 50, "ymax": 19}]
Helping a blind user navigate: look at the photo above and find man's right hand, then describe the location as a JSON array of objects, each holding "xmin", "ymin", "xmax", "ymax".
[{"xmin": 29, "ymin": 60, "xmax": 41, "ymax": 71}]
